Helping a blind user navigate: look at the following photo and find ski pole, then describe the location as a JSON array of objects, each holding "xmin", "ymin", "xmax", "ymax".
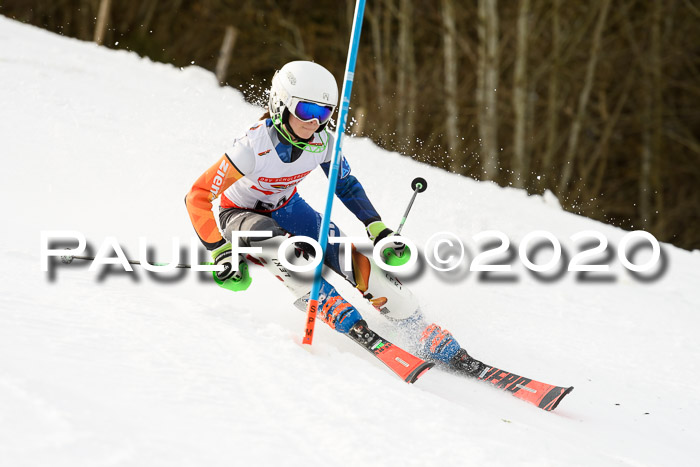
[
  {"xmin": 60, "ymin": 253, "xmax": 192, "ymax": 269},
  {"xmin": 395, "ymin": 177, "xmax": 428, "ymax": 235}
]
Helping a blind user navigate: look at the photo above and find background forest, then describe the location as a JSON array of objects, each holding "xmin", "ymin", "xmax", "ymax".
[{"xmin": 3, "ymin": 0, "xmax": 698, "ymax": 250}]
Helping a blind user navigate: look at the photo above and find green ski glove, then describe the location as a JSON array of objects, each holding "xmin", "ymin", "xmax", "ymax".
[
  {"xmin": 366, "ymin": 221, "xmax": 412, "ymax": 267},
  {"xmin": 210, "ymin": 242, "xmax": 252, "ymax": 292}
]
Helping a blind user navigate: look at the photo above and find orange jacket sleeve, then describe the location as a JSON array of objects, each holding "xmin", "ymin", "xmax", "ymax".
[{"xmin": 185, "ymin": 154, "xmax": 244, "ymax": 250}]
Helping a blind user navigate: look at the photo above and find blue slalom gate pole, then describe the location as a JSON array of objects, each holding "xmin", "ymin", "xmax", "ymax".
[{"xmin": 303, "ymin": 0, "xmax": 366, "ymax": 345}]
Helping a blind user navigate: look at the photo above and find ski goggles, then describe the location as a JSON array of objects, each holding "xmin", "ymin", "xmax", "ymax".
[{"xmin": 290, "ymin": 98, "xmax": 335, "ymax": 124}]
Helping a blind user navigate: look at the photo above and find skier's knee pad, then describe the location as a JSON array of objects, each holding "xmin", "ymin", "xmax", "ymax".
[
  {"xmin": 220, "ymin": 209, "xmax": 287, "ymax": 247},
  {"xmin": 351, "ymin": 247, "xmax": 421, "ymax": 321}
]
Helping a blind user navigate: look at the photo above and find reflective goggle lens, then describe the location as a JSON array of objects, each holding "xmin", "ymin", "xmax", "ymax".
[{"xmin": 294, "ymin": 101, "xmax": 334, "ymax": 124}]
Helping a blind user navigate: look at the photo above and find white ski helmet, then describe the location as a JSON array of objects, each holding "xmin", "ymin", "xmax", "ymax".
[{"xmin": 268, "ymin": 61, "xmax": 338, "ymax": 132}]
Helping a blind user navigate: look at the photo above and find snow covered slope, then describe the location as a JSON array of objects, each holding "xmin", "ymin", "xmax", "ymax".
[{"xmin": 1, "ymin": 16, "xmax": 698, "ymax": 466}]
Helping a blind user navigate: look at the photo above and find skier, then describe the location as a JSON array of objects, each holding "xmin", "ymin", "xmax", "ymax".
[{"xmin": 185, "ymin": 61, "xmax": 467, "ymax": 367}]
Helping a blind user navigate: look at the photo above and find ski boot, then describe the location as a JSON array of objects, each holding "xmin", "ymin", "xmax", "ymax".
[
  {"xmin": 418, "ymin": 323, "xmax": 461, "ymax": 364},
  {"xmin": 450, "ymin": 348, "xmax": 487, "ymax": 377},
  {"xmin": 314, "ymin": 279, "xmax": 363, "ymax": 334},
  {"xmin": 419, "ymin": 323, "xmax": 487, "ymax": 375}
]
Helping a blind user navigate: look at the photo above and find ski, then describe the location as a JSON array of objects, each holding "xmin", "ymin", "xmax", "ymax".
[
  {"xmin": 450, "ymin": 349, "xmax": 573, "ymax": 411},
  {"xmin": 348, "ymin": 320, "xmax": 434, "ymax": 383}
]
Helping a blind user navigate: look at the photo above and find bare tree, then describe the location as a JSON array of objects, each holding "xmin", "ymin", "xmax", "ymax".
[
  {"xmin": 442, "ymin": 0, "xmax": 461, "ymax": 171},
  {"xmin": 215, "ymin": 26, "xmax": 238, "ymax": 85},
  {"xmin": 542, "ymin": 0, "xmax": 561, "ymax": 191},
  {"xmin": 397, "ymin": 0, "xmax": 416, "ymax": 150},
  {"xmin": 94, "ymin": 0, "xmax": 112, "ymax": 45},
  {"xmin": 366, "ymin": 4, "xmax": 386, "ymax": 110},
  {"xmin": 477, "ymin": 0, "xmax": 500, "ymax": 180},
  {"xmin": 511, "ymin": 0, "xmax": 530, "ymax": 188},
  {"xmin": 640, "ymin": 0, "xmax": 664, "ymax": 232},
  {"xmin": 558, "ymin": 0, "xmax": 611, "ymax": 196}
]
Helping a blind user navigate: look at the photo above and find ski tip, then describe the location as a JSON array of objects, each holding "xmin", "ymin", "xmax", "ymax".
[
  {"xmin": 548, "ymin": 386, "xmax": 574, "ymax": 411},
  {"xmin": 406, "ymin": 361, "xmax": 434, "ymax": 384}
]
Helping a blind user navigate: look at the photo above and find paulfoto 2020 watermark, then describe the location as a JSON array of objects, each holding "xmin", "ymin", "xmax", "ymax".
[{"xmin": 40, "ymin": 229, "xmax": 665, "ymax": 281}]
